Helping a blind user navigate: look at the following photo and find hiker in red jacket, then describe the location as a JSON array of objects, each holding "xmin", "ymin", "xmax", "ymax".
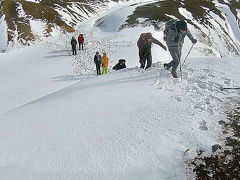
[{"xmin": 78, "ymin": 34, "xmax": 84, "ymax": 50}]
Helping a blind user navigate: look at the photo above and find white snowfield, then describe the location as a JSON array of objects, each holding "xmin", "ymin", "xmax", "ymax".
[{"xmin": 0, "ymin": 1, "xmax": 240, "ymax": 180}]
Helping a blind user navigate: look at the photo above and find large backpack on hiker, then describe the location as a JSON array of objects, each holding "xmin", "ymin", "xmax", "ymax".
[
  {"xmin": 71, "ymin": 38, "xmax": 77, "ymax": 46},
  {"xmin": 137, "ymin": 33, "xmax": 153, "ymax": 48},
  {"xmin": 163, "ymin": 19, "xmax": 176, "ymax": 41},
  {"xmin": 137, "ymin": 33, "xmax": 147, "ymax": 48},
  {"xmin": 78, "ymin": 34, "xmax": 84, "ymax": 43}
]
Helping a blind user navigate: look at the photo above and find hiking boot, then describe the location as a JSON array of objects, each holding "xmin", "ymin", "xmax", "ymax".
[{"xmin": 163, "ymin": 63, "xmax": 169, "ymax": 70}]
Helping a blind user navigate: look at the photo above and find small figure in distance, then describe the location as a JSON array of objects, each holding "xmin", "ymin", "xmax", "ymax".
[
  {"xmin": 101, "ymin": 52, "xmax": 109, "ymax": 74},
  {"xmin": 71, "ymin": 36, "xmax": 77, "ymax": 55},
  {"xmin": 78, "ymin": 34, "xmax": 84, "ymax": 50},
  {"xmin": 94, "ymin": 51, "xmax": 102, "ymax": 75}
]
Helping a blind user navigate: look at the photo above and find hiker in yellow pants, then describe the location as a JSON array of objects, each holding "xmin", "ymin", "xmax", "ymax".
[{"xmin": 101, "ymin": 52, "xmax": 109, "ymax": 74}]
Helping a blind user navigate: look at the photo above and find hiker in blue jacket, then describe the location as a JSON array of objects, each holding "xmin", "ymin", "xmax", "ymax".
[{"xmin": 94, "ymin": 51, "xmax": 102, "ymax": 75}]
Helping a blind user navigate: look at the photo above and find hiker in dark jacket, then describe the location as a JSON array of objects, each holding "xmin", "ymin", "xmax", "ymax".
[
  {"xmin": 137, "ymin": 33, "xmax": 167, "ymax": 69},
  {"xmin": 113, "ymin": 59, "xmax": 126, "ymax": 70},
  {"xmin": 94, "ymin": 51, "xmax": 102, "ymax": 75},
  {"xmin": 163, "ymin": 19, "xmax": 197, "ymax": 78},
  {"xmin": 78, "ymin": 34, "xmax": 84, "ymax": 50},
  {"xmin": 71, "ymin": 36, "xmax": 77, "ymax": 55}
]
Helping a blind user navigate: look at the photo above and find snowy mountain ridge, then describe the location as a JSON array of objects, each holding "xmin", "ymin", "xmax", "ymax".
[
  {"xmin": 0, "ymin": 0, "xmax": 123, "ymax": 50},
  {"xmin": 0, "ymin": 0, "xmax": 239, "ymax": 57},
  {"xmin": 119, "ymin": 0, "xmax": 240, "ymax": 57}
]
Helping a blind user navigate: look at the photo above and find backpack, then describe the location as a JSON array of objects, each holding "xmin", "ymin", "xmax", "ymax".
[
  {"xmin": 137, "ymin": 33, "xmax": 151, "ymax": 48},
  {"xmin": 71, "ymin": 38, "xmax": 77, "ymax": 46},
  {"xmin": 163, "ymin": 19, "xmax": 176, "ymax": 41},
  {"xmin": 78, "ymin": 35, "xmax": 84, "ymax": 42}
]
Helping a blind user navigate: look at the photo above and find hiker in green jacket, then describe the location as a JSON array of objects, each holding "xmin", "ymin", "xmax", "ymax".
[
  {"xmin": 163, "ymin": 20, "xmax": 197, "ymax": 78},
  {"xmin": 71, "ymin": 36, "xmax": 77, "ymax": 55}
]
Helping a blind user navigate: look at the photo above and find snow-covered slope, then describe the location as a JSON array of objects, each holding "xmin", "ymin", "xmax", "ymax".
[
  {"xmin": 0, "ymin": 38, "xmax": 77, "ymax": 114},
  {"xmin": 0, "ymin": 57, "xmax": 240, "ymax": 179},
  {"xmin": 0, "ymin": 1, "xmax": 240, "ymax": 179}
]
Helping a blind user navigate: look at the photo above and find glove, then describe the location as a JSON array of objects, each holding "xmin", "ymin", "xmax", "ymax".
[{"xmin": 192, "ymin": 39, "xmax": 197, "ymax": 44}]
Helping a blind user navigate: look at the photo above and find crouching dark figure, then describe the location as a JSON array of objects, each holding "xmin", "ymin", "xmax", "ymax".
[{"xmin": 113, "ymin": 59, "xmax": 126, "ymax": 70}]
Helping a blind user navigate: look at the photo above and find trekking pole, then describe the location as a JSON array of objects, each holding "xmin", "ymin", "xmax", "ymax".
[
  {"xmin": 180, "ymin": 58, "xmax": 183, "ymax": 81},
  {"xmin": 180, "ymin": 44, "xmax": 194, "ymax": 81},
  {"xmin": 220, "ymin": 87, "xmax": 240, "ymax": 91},
  {"xmin": 181, "ymin": 44, "xmax": 194, "ymax": 69}
]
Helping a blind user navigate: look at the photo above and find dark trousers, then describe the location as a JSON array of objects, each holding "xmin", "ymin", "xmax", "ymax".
[
  {"xmin": 165, "ymin": 45, "xmax": 182, "ymax": 78},
  {"xmin": 79, "ymin": 42, "xmax": 84, "ymax": 50},
  {"xmin": 96, "ymin": 65, "xmax": 101, "ymax": 75},
  {"xmin": 140, "ymin": 53, "xmax": 152, "ymax": 69},
  {"xmin": 72, "ymin": 46, "xmax": 77, "ymax": 55}
]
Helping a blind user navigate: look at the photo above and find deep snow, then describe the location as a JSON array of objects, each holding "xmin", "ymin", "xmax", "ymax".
[
  {"xmin": 0, "ymin": 1, "xmax": 240, "ymax": 179},
  {"xmin": 0, "ymin": 57, "xmax": 240, "ymax": 179}
]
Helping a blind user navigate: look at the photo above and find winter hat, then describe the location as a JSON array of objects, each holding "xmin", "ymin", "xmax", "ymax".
[{"xmin": 176, "ymin": 20, "xmax": 187, "ymax": 31}]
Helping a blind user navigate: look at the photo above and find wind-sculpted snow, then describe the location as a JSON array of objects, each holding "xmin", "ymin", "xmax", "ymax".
[{"xmin": 0, "ymin": 59, "xmax": 239, "ymax": 179}]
